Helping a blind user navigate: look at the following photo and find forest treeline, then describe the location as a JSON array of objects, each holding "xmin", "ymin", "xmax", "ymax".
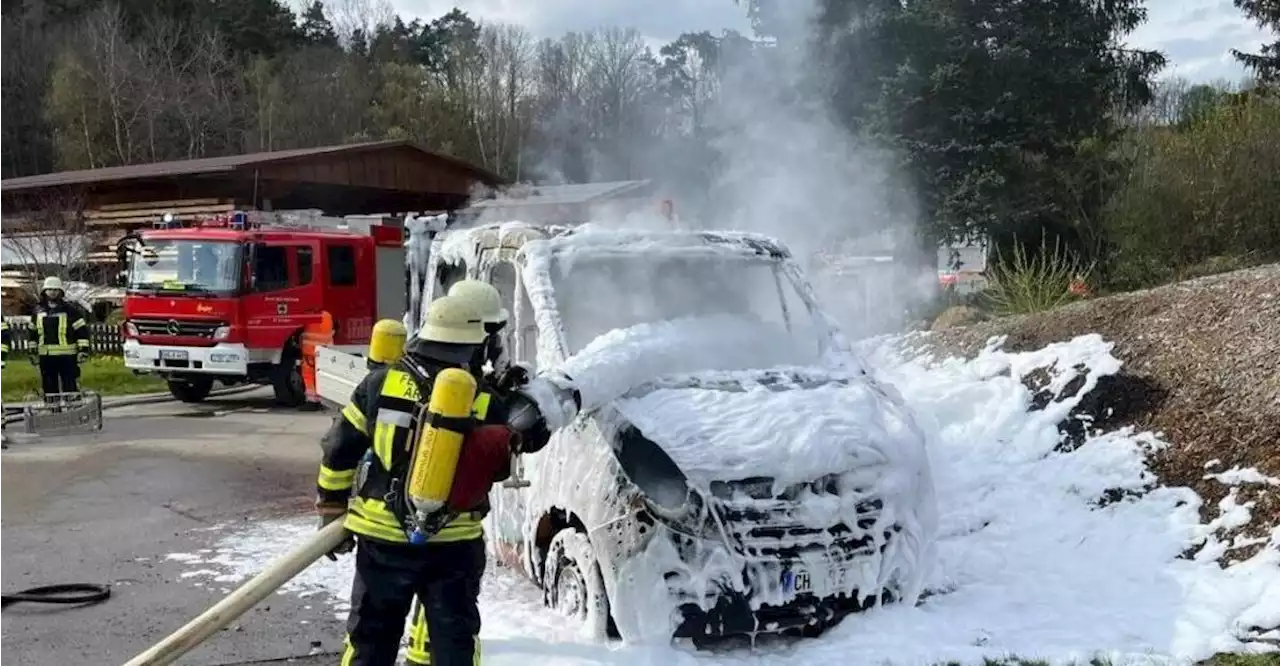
[{"xmin": 2, "ymin": 0, "xmax": 1278, "ymax": 290}]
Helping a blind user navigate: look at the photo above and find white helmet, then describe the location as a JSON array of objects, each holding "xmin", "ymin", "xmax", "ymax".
[
  {"xmin": 447, "ymin": 279, "xmax": 508, "ymax": 327},
  {"xmin": 419, "ymin": 295, "xmax": 487, "ymax": 345},
  {"xmin": 41, "ymin": 276, "xmax": 65, "ymax": 292}
]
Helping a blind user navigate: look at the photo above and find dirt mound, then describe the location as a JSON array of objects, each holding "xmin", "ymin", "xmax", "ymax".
[{"xmin": 921, "ymin": 264, "xmax": 1280, "ymax": 556}]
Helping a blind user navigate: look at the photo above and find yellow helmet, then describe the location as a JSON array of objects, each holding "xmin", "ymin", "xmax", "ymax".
[
  {"xmin": 447, "ymin": 279, "xmax": 508, "ymax": 327},
  {"xmin": 368, "ymin": 319, "xmax": 408, "ymax": 364},
  {"xmin": 418, "ymin": 295, "xmax": 487, "ymax": 345}
]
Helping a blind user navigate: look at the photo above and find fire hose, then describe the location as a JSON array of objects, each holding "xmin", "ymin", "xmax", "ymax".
[
  {"xmin": 1, "ymin": 583, "xmax": 112, "ymax": 609},
  {"xmin": 122, "ymin": 519, "xmax": 350, "ymax": 666}
]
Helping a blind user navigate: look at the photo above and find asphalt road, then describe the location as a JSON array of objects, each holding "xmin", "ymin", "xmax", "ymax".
[{"xmin": 1, "ymin": 390, "xmax": 348, "ymax": 666}]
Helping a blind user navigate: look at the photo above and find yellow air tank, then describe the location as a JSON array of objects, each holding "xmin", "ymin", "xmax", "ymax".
[
  {"xmin": 368, "ymin": 319, "xmax": 408, "ymax": 365},
  {"xmin": 405, "ymin": 366, "xmax": 477, "ymax": 544}
]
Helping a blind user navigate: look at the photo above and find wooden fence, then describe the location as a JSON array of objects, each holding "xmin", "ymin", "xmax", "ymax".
[{"xmin": 3, "ymin": 322, "xmax": 124, "ymax": 355}]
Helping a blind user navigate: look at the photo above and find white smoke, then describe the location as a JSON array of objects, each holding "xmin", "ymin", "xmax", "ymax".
[{"xmin": 457, "ymin": 2, "xmax": 941, "ymax": 339}]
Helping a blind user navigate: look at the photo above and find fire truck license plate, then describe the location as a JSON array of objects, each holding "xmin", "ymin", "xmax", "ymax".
[{"xmin": 160, "ymin": 349, "xmax": 189, "ymax": 361}]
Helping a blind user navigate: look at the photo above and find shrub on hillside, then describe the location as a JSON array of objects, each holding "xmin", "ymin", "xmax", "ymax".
[
  {"xmin": 984, "ymin": 234, "xmax": 1094, "ymax": 316},
  {"xmin": 1103, "ymin": 91, "xmax": 1280, "ymax": 291}
]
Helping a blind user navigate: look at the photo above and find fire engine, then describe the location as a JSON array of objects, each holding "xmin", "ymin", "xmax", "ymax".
[{"xmin": 117, "ymin": 210, "xmax": 407, "ymax": 404}]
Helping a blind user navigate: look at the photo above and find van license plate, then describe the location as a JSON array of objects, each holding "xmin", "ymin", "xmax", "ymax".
[
  {"xmin": 783, "ymin": 568, "xmax": 812, "ymax": 594},
  {"xmin": 160, "ymin": 350, "xmax": 189, "ymax": 361}
]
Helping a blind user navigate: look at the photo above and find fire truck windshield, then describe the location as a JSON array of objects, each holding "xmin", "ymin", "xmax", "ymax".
[{"xmin": 128, "ymin": 239, "xmax": 241, "ymax": 294}]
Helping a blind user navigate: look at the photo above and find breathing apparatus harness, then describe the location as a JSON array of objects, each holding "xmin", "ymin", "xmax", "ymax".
[{"xmin": 357, "ymin": 353, "xmax": 477, "ymax": 545}]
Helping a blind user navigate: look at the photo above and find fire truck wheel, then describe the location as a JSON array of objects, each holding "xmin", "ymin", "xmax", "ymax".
[
  {"xmin": 167, "ymin": 378, "xmax": 213, "ymax": 403},
  {"xmin": 271, "ymin": 344, "xmax": 306, "ymax": 407}
]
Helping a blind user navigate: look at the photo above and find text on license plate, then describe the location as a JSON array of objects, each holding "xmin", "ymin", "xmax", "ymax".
[
  {"xmin": 782, "ymin": 568, "xmax": 812, "ymax": 594},
  {"xmin": 160, "ymin": 349, "xmax": 189, "ymax": 361}
]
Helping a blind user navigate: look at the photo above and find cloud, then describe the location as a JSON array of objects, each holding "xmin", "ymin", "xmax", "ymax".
[{"xmin": 388, "ymin": 0, "xmax": 1271, "ymax": 83}]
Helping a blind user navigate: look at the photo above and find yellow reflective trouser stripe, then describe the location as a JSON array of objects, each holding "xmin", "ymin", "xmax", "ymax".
[
  {"xmin": 407, "ymin": 601, "xmax": 429, "ymax": 663},
  {"xmin": 342, "ymin": 402, "xmax": 368, "ymax": 434},
  {"xmin": 406, "ymin": 601, "xmax": 481, "ymax": 666},
  {"xmin": 318, "ymin": 465, "xmax": 355, "ymax": 491},
  {"xmin": 341, "ymin": 635, "xmax": 355, "ymax": 666},
  {"xmin": 472, "ymin": 392, "xmax": 491, "ymax": 420}
]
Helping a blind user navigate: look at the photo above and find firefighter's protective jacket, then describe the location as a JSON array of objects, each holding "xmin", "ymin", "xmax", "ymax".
[
  {"xmin": 316, "ymin": 360, "xmax": 513, "ymax": 544},
  {"xmin": 1, "ymin": 320, "xmax": 11, "ymax": 362},
  {"xmin": 34, "ymin": 300, "xmax": 90, "ymax": 357}
]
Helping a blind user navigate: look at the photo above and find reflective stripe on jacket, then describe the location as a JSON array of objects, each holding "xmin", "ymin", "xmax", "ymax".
[
  {"xmin": 35, "ymin": 304, "xmax": 89, "ymax": 356},
  {"xmin": 315, "ymin": 362, "xmax": 498, "ymax": 545}
]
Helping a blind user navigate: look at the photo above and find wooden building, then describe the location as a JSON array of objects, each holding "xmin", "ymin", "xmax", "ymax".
[{"xmin": 0, "ymin": 140, "xmax": 504, "ymax": 311}]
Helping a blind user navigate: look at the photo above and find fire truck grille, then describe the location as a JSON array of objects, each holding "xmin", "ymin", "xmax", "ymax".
[{"xmin": 132, "ymin": 318, "xmax": 225, "ymax": 338}]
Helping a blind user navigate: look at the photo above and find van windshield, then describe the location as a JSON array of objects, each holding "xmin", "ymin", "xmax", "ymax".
[
  {"xmin": 548, "ymin": 253, "xmax": 825, "ymax": 358},
  {"xmin": 128, "ymin": 240, "xmax": 242, "ymax": 294}
]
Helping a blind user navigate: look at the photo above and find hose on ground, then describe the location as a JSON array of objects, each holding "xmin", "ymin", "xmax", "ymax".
[{"xmin": 2, "ymin": 583, "xmax": 111, "ymax": 609}]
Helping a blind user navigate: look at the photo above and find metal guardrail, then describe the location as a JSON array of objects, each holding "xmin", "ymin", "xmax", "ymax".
[{"xmin": 18, "ymin": 391, "xmax": 104, "ymax": 435}]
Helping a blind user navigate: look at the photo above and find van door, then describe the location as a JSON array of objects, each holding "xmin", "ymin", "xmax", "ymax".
[{"xmin": 482, "ymin": 253, "xmax": 533, "ymax": 556}]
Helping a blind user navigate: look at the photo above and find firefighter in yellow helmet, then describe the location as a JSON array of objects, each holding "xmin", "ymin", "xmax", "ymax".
[
  {"xmin": 316, "ymin": 294, "xmax": 551, "ymax": 666},
  {"xmin": 404, "ymin": 279, "xmax": 544, "ymax": 666},
  {"xmin": 34, "ymin": 276, "xmax": 91, "ymax": 397}
]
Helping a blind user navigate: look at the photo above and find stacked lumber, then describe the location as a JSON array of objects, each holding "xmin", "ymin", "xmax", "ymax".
[
  {"xmin": 85, "ymin": 198, "xmax": 236, "ymax": 228},
  {"xmin": 82, "ymin": 198, "xmax": 236, "ymax": 263}
]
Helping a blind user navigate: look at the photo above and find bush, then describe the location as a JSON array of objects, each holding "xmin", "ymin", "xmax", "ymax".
[
  {"xmin": 1103, "ymin": 91, "xmax": 1280, "ymax": 291},
  {"xmin": 984, "ymin": 234, "xmax": 1093, "ymax": 316}
]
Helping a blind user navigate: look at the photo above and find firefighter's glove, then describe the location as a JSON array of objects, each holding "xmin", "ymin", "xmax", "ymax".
[
  {"xmin": 495, "ymin": 363, "xmax": 530, "ymax": 393},
  {"xmin": 77, "ymin": 351, "xmax": 89, "ymax": 363},
  {"xmin": 317, "ymin": 501, "xmax": 354, "ymax": 561}
]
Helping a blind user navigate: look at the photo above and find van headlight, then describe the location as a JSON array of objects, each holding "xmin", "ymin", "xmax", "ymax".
[
  {"xmin": 124, "ymin": 321, "xmax": 139, "ymax": 337},
  {"xmin": 212, "ymin": 326, "xmax": 230, "ymax": 341},
  {"xmin": 615, "ymin": 424, "xmax": 718, "ymax": 538}
]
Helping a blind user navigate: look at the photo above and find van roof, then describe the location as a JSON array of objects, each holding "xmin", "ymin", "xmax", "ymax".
[{"xmin": 439, "ymin": 222, "xmax": 791, "ymax": 261}]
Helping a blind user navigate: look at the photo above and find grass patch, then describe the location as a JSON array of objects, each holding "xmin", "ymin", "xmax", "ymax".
[{"xmin": 1, "ymin": 355, "xmax": 166, "ymax": 401}]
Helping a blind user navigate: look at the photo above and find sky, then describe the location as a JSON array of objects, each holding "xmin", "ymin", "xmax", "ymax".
[{"xmin": 385, "ymin": 0, "xmax": 1272, "ymax": 84}]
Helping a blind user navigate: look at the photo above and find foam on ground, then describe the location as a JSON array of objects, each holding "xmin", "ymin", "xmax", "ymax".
[{"xmin": 167, "ymin": 333, "xmax": 1279, "ymax": 665}]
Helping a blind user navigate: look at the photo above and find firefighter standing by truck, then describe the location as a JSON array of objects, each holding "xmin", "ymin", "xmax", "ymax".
[
  {"xmin": 316, "ymin": 293, "xmax": 552, "ymax": 666},
  {"xmin": 33, "ymin": 277, "xmax": 91, "ymax": 396}
]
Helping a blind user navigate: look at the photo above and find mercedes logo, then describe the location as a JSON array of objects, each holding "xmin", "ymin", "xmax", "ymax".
[{"xmin": 166, "ymin": 319, "xmax": 181, "ymax": 335}]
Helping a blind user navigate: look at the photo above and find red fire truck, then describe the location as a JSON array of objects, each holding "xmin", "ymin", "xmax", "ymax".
[{"xmin": 117, "ymin": 210, "xmax": 407, "ymax": 404}]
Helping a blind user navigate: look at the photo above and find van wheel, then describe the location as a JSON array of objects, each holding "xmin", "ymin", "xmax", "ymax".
[
  {"xmin": 168, "ymin": 378, "xmax": 214, "ymax": 403},
  {"xmin": 543, "ymin": 529, "xmax": 610, "ymax": 639},
  {"xmin": 272, "ymin": 344, "xmax": 306, "ymax": 407}
]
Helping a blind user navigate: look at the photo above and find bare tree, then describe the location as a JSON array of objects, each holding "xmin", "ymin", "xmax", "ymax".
[{"xmin": 1, "ymin": 189, "xmax": 105, "ymax": 304}]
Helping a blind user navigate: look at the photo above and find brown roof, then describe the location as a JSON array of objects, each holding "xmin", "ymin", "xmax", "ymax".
[{"xmin": 0, "ymin": 140, "xmax": 505, "ymax": 192}]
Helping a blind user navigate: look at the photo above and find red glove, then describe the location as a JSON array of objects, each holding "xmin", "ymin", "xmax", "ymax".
[{"xmin": 448, "ymin": 425, "xmax": 519, "ymax": 511}]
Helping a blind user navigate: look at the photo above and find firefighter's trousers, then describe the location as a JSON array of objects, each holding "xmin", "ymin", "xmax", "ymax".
[
  {"xmin": 342, "ymin": 537, "xmax": 484, "ymax": 666},
  {"xmin": 39, "ymin": 354, "xmax": 79, "ymax": 396}
]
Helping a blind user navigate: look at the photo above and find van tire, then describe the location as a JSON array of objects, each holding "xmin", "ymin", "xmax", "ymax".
[
  {"xmin": 272, "ymin": 344, "xmax": 306, "ymax": 407},
  {"xmin": 542, "ymin": 529, "xmax": 611, "ymax": 640},
  {"xmin": 168, "ymin": 378, "xmax": 214, "ymax": 403}
]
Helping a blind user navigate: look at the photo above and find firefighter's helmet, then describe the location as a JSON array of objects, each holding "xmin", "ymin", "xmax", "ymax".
[
  {"xmin": 419, "ymin": 295, "xmax": 487, "ymax": 345},
  {"xmin": 41, "ymin": 276, "xmax": 65, "ymax": 293},
  {"xmin": 447, "ymin": 280, "xmax": 508, "ymax": 329}
]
